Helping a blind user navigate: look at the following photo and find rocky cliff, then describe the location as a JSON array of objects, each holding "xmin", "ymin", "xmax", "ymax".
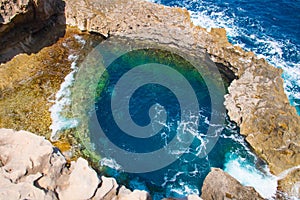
[
  {"xmin": 63, "ymin": 0, "xmax": 300, "ymax": 197},
  {"xmin": 0, "ymin": 0, "xmax": 66, "ymax": 63},
  {"xmin": 0, "ymin": 0, "xmax": 299, "ymax": 198}
]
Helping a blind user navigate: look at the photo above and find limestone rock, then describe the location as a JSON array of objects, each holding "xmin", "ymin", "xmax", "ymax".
[
  {"xmin": 57, "ymin": 157, "xmax": 100, "ymax": 200},
  {"xmin": 1, "ymin": 0, "xmax": 299, "ymax": 197},
  {"xmin": 117, "ymin": 189, "xmax": 151, "ymax": 200},
  {"xmin": 63, "ymin": 0, "xmax": 299, "ymax": 196},
  {"xmin": 0, "ymin": 0, "xmax": 34, "ymax": 25},
  {"xmin": 187, "ymin": 194, "xmax": 203, "ymax": 200},
  {"xmin": 0, "ymin": 129, "xmax": 60, "ymax": 200},
  {"xmin": 0, "ymin": 128, "xmax": 53, "ymax": 182},
  {"xmin": 37, "ymin": 152, "xmax": 67, "ymax": 191},
  {"xmin": 0, "ymin": 0, "xmax": 64, "ymax": 33},
  {"xmin": 93, "ymin": 176, "xmax": 119, "ymax": 200},
  {"xmin": 0, "ymin": 0, "xmax": 66, "ymax": 63},
  {"xmin": 277, "ymin": 166, "xmax": 300, "ymax": 199},
  {"xmin": 0, "ymin": 128, "xmax": 152, "ymax": 200},
  {"xmin": 201, "ymin": 168, "xmax": 264, "ymax": 200}
]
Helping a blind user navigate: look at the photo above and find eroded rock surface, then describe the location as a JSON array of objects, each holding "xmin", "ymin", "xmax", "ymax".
[
  {"xmin": 201, "ymin": 168, "xmax": 264, "ymax": 200},
  {"xmin": 0, "ymin": 0, "xmax": 63, "ymax": 26},
  {"xmin": 0, "ymin": 129, "xmax": 151, "ymax": 200},
  {"xmin": 63, "ymin": 0, "xmax": 300, "ymax": 197},
  {"xmin": 0, "ymin": 0, "xmax": 299, "ymax": 198},
  {"xmin": 0, "ymin": 0, "xmax": 66, "ymax": 63}
]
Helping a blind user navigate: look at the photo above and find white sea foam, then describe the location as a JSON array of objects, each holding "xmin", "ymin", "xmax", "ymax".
[
  {"xmin": 100, "ymin": 157, "xmax": 122, "ymax": 170},
  {"xmin": 166, "ymin": 180, "xmax": 199, "ymax": 197},
  {"xmin": 49, "ymin": 35, "xmax": 86, "ymax": 141},
  {"xmin": 49, "ymin": 61, "xmax": 79, "ymax": 141},
  {"xmin": 74, "ymin": 34, "xmax": 86, "ymax": 45},
  {"xmin": 147, "ymin": 0, "xmax": 300, "ymax": 114},
  {"xmin": 224, "ymin": 153, "xmax": 278, "ymax": 199}
]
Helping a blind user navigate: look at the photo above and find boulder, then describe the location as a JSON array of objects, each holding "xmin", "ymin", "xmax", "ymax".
[
  {"xmin": 201, "ymin": 168, "xmax": 263, "ymax": 200},
  {"xmin": 0, "ymin": 129, "xmax": 62, "ymax": 199},
  {"xmin": 0, "ymin": 128, "xmax": 152, "ymax": 200},
  {"xmin": 57, "ymin": 158, "xmax": 100, "ymax": 200},
  {"xmin": 117, "ymin": 189, "xmax": 151, "ymax": 200},
  {"xmin": 93, "ymin": 176, "xmax": 119, "ymax": 200},
  {"xmin": 0, "ymin": 129, "xmax": 53, "ymax": 182}
]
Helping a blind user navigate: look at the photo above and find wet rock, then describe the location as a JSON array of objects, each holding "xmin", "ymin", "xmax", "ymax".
[
  {"xmin": 201, "ymin": 168, "xmax": 263, "ymax": 200},
  {"xmin": 277, "ymin": 166, "xmax": 300, "ymax": 198},
  {"xmin": 0, "ymin": 27, "xmax": 102, "ymax": 140}
]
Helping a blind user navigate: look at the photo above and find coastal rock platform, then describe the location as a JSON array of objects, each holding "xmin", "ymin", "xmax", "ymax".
[{"xmin": 0, "ymin": 0, "xmax": 299, "ymax": 198}]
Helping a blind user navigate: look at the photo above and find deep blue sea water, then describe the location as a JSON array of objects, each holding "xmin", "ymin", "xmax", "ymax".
[
  {"xmin": 93, "ymin": 49, "xmax": 277, "ymax": 199},
  {"xmin": 149, "ymin": 0, "xmax": 300, "ymax": 114},
  {"xmin": 48, "ymin": 1, "xmax": 299, "ymax": 199},
  {"xmin": 59, "ymin": 1, "xmax": 299, "ymax": 199}
]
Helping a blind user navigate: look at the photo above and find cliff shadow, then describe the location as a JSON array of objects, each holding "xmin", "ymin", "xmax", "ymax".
[{"xmin": 0, "ymin": 0, "xmax": 66, "ymax": 64}]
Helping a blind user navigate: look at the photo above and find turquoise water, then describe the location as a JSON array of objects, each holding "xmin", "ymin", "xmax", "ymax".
[{"xmin": 88, "ymin": 49, "xmax": 276, "ymax": 199}]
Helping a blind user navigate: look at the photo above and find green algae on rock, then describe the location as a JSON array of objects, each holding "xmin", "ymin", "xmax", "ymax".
[
  {"xmin": 0, "ymin": 0, "xmax": 299, "ymax": 198},
  {"xmin": 0, "ymin": 27, "xmax": 103, "ymax": 154}
]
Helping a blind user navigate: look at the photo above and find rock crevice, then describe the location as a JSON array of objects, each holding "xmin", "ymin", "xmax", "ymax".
[
  {"xmin": 0, "ymin": 0, "xmax": 299, "ymax": 198},
  {"xmin": 0, "ymin": 129, "xmax": 151, "ymax": 200}
]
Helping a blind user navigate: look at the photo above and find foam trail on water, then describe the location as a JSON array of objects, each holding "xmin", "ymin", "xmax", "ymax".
[
  {"xmin": 224, "ymin": 153, "xmax": 277, "ymax": 199},
  {"xmin": 100, "ymin": 157, "xmax": 122, "ymax": 171},
  {"xmin": 49, "ymin": 35, "xmax": 86, "ymax": 141},
  {"xmin": 190, "ymin": 8, "xmax": 300, "ymax": 115}
]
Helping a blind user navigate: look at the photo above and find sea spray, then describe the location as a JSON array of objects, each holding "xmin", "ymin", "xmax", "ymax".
[
  {"xmin": 147, "ymin": 0, "xmax": 300, "ymax": 115},
  {"xmin": 49, "ymin": 35, "xmax": 86, "ymax": 141},
  {"xmin": 224, "ymin": 152, "xmax": 278, "ymax": 199}
]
